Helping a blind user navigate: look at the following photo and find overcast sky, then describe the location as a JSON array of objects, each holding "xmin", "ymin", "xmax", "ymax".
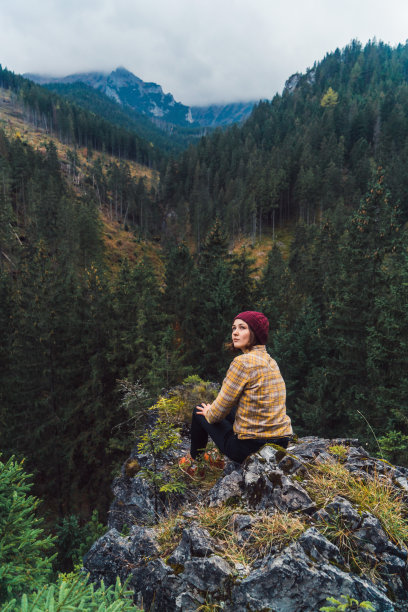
[{"xmin": 1, "ymin": 0, "xmax": 408, "ymax": 105}]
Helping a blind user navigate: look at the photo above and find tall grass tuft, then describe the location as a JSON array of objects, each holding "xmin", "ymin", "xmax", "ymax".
[{"xmin": 306, "ymin": 460, "xmax": 408, "ymax": 548}]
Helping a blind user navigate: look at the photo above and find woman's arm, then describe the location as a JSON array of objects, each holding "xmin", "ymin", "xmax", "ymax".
[{"xmin": 200, "ymin": 358, "xmax": 248, "ymax": 423}]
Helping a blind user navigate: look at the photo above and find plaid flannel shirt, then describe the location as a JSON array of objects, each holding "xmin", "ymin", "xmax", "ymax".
[{"xmin": 206, "ymin": 345, "xmax": 292, "ymax": 439}]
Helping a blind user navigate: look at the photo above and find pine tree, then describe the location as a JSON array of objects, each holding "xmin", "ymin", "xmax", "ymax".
[
  {"xmin": 256, "ymin": 243, "xmax": 294, "ymax": 330},
  {"xmin": 230, "ymin": 249, "xmax": 256, "ymax": 313},
  {"xmin": 190, "ymin": 220, "xmax": 235, "ymax": 378},
  {"xmin": 300, "ymin": 171, "xmax": 403, "ymax": 439},
  {"xmin": 273, "ymin": 298, "xmax": 326, "ymax": 435},
  {"xmin": 0, "ymin": 272, "xmax": 13, "ymax": 435},
  {"xmin": 366, "ymin": 244, "xmax": 408, "ymax": 434},
  {"xmin": 0, "ymin": 455, "xmax": 136, "ymax": 610},
  {"xmin": 7, "ymin": 244, "xmax": 84, "ymax": 512},
  {"xmin": 0, "ymin": 455, "xmax": 55, "ymax": 603},
  {"xmin": 111, "ymin": 256, "xmax": 165, "ymax": 384}
]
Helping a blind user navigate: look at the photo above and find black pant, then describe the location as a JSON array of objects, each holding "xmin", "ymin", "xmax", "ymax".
[{"xmin": 190, "ymin": 406, "xmax": 290, "ymax": 464}]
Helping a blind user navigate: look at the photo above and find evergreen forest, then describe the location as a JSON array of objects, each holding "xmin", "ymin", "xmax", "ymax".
[{"xmin": 0, "ymin": 39, "xmax": 408, "ymax": 601}]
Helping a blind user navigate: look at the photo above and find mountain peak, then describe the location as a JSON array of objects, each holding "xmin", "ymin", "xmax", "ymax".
[{"xmin": 26, "ymin": 67, "xmax": 255, "ymax": 128}]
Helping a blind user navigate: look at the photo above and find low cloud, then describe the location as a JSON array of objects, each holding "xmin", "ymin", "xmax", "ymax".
[{"xmin": 1, "ymin": 0, "xmax": 408, "ymax": 105}]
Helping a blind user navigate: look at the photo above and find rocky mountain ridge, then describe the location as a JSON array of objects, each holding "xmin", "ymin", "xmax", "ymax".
[
  {"xmin": 25, "ymin": 67, "xmax": 255, "ymax": 128},
  {"xmin": 83, "ymin": 435, "xmax": 408, "ymax": 611}
]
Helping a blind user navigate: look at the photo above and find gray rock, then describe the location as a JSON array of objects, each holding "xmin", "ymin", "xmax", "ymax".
[
  {"xmin": 182, "ymin": 555, "xmax": 233, "ymax": 593},
  {"xmin": 395, "ymin": 475, "xmax": 408, "ymax": 493},
  {"xmin": 325, "ymin": 496, "xmax": 362, "ymax": 529},
  {"xmin": 167, "ymin": 525, "xmax": 217, "ymax": 567},
  {"xmin": 243, "ymin": 457, "xmax": 314, "ymax": 513},
  {"xmin": 314, "ymin": 450, "xmax": 335, "ymax": 464},
  {"xmin": 346, "ymin": 456, "xmax": 394, "ymax": 479},
  {"xmin": 347, "ymin": 445, "xmax": 370, "ymax": 458},
  {"xmin": 331, "ymin": 438, "xmax": 361, "ymax": 447},
  {"xmin": 395, "ymin": 465, "xmax": 408, "ymax": 478},
  {"xmin": 129, "ymin": 558, "xmax": 181, "ymax": 611},
  {"xmin": 278, "ymin": 453, "xmax": 308, "ymax": 476},
  {"xmin": 257, "ymin": 444, "xmax": 281, "ymax": 464},
  {"xmin": 228, "ymin": 541, "xmax": 394, "ymax": 612},
  {"xmin": 182, "ymin": 509, "xmax": 198, "ymax": 519},
  {"xmin": 128, "ymin": 525, "xmax": 159, "ymax": 564},
  {"xmin": 381, "ymin": 551, "xmax": 407, "ymax": 573},
  {"xmin": 108, "ymin": 474, "xmax": 156, "ymax": 530},
  {"xmin": 229, "ymin": 513, "xmax": 254, "ymax": 532},
  {"xmin": 188, "ymin": 525, "xmax": 218, "ymax": 557},
  {"xmin": 311, "ymin": 508, "xmax": 331, "ymax": 523},
  {"xmin": 228, "ymin": 512, "xmax": 255, "ymax": 545},
  {"xmin": 298, "ymin": 527, "xmax": 345, "ymax": 565},
  {"xmin": 174, "ymin": 591, "xmax": 205, "ymax": 611},
  {"xmin": 291, "ymin": 438, "xmax": 330, "ymax": 461},
  {"xmin": 208, "ymin": 469, "xmax": 244, "ymax": 507},
  {"xmin": 167, "ymin": 536, "xmax": 190, "ymax": 567},
  {"xmin": 222, "ymin": 458, "xmax": 242, "ymax": 475},
  {"xmin": 354, "ymin": 514, "xmax": 407, "ymax": 560},
  {"xmin": 83, "ymin": 434, "xmax": 408, "ymax": 610},
  {"xmin": 83, "ymin": 529, "xmax": 134, "ymax": 585}
]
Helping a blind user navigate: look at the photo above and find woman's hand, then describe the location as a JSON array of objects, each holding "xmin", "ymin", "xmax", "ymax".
[{"xmin": 196, "ymin": 403, "xmax": 212, "ymax": 418}]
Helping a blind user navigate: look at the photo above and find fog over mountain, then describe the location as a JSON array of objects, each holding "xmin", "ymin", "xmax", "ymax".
[{"xmin": 26, "ymin": 67, "xmax": 256, "ymax": 128}]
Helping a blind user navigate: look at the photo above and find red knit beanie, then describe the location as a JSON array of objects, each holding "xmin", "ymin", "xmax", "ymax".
[{"xmin": 233, "ymin": 311, "xmax": 269, "ymax": 345}]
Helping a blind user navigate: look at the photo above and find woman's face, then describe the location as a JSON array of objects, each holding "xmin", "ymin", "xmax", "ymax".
[{"xmin": 232, "ymin": 319, "xmax": 251, "ymax": 351}]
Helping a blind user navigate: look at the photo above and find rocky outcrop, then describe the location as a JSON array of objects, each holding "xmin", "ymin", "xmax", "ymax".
[{"xmin": 83, "ymin": 437, "xmax": 408, "ymax": 611}]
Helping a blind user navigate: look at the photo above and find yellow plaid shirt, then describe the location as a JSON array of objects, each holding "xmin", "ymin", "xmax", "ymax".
[{"xmin": 206, "ymin": 345, "xmax": 292, "ymax": 439}]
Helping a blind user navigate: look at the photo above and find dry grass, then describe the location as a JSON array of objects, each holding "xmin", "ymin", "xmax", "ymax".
[
  {"xmin": 250, "ymin": 512, "xmax": 307, "ymax": 557},
  {"xmin": 156, "ymin": 504, "xmax": 307, "ymax": 569},
  {"xmin": 230, "ymin": 224, "xmax": 295, "ymax": 274},
  {"xmin": 197, "ymin": 505, "xmax": 306, "ymax": 566},
  {"xmin": 156, "ymin": 509, "xmax": 186, "ymax": 558},
  {"xmin": 306, "ymin": 460, "xmax": 408, "ymax": 548}
]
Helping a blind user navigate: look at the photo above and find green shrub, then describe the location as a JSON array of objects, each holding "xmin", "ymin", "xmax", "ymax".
[
  {"xmin": 0, "ymin": 455, "xmax": 138, "ymax": 610},
  {"xmin": 3, "ymin": 573, "xmax": 140, "ymax": 611},
  {"xmin": 153, "ymin": 377, "xmax": 219, "ymax": 426},
  {"xmin": 320, "ymin": 594, "xmax": 375, "ymax": 611},
  {"xmin": 137, "ymin": 419, "xmax": 185, "ymax": 513},
  {"xmin": 378, "ymin": 430, "xmax": 408, "ymax": 467},
  {"xmin": 55, "ymin": 509, "xmax": 107, "ymax": 571},
  {"xmin": 328, "ymin": 445, "xmax": 348, "ymax": 461},
  {"xmin": 182, "ymin": 375, "xmax": 204, "ymax": 385},
  {"xmin": 151, "ymin": 396, "xmax": 188, "ymax": 424},
  {"xmin": 0, "ymin": 455, "xmax": 55, "ymax": 603}
]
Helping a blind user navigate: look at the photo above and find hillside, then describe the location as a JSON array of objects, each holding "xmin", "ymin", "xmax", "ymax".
[
  {"xmin": 159, "ymin": 40, "xmax": 408, "ymax": 247},
  {"xmin": 0, "ymin": 85, "xmax": 274, "ymax": 273},
  {"xmin": 0, "ymin": 65, "xmax": 163, "ymax": 169},
  {"xmin": 0, "ymin": 86, "xmax": 163, "ymax": 270},
  {"xmin": 39, "ymin": 81, "xmax": 205, "ymax": 154},
  {"xmin": 0, "ymin": 88, "xmax": 154, "ymax": 179}
]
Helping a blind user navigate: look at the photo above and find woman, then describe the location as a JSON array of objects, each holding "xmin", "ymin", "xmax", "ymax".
[{"xmin": 180, "ymin": 311, "xmax": 292, "ymax": 471}]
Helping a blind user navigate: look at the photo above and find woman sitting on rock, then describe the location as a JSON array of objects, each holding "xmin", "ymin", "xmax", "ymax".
[{"xmin": 180, "ymin": 311, "xmax": 293, "ymax": 473}]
